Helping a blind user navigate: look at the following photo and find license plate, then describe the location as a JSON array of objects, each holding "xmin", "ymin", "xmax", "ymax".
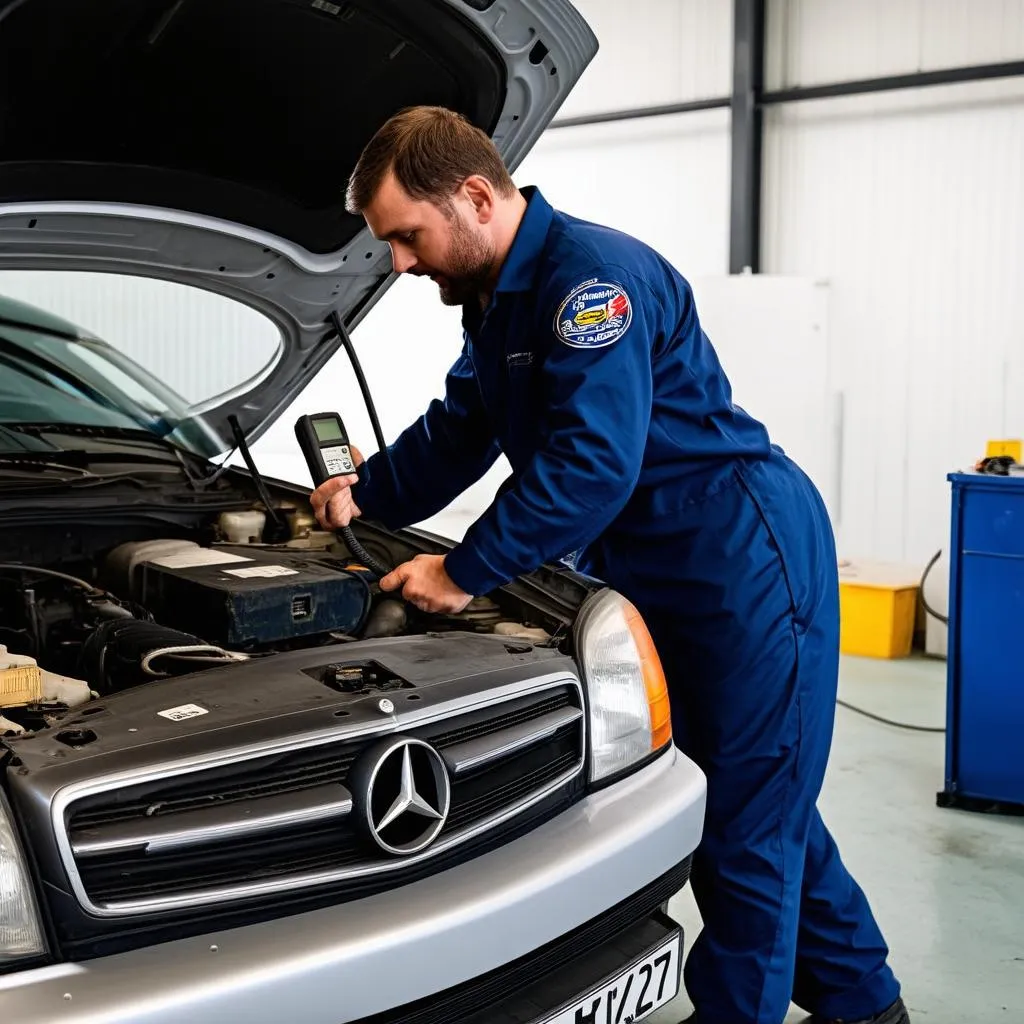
[{"xmin": 539, "ymin": 931, "xmax": 682, "ymax": 1024}]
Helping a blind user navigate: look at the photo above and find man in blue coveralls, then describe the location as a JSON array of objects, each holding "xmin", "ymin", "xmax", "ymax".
[{"xmin": 310, "ymin": 106, "xmax": 909, "ymax": 1024}]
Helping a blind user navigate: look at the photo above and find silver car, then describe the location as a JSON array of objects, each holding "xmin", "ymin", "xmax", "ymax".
[{"xmin": 0, "ymin": 0, "xmax": 707, "ymax": 1021}]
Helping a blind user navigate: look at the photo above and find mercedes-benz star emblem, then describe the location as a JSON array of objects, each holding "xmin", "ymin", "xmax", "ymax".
[{"xmin": 351, "ymin": 736, "xmax": 451, "ymax": 856}]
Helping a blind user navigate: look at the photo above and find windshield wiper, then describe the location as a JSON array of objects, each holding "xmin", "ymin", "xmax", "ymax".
[
  {"xmin": 0, "ymin": 423, "xmax": 60, "ymax": 452},
  {"xmin": 0, "ymin": 457, "xmax": 98, "ymax": 480},
  {"xmin": 1, "ymin": 424, "xmax": 214, "ymax": 490},
  {"xmin": 11, "ymin": 423, "xmax": 187, "ymax": 457},
  {"xmin": 0, "ymin": 451, "xmax": 197, "ymax": 494},
  {"xmin": 0, "ymin": 462, "xmax": 178, "ymax": 494}
]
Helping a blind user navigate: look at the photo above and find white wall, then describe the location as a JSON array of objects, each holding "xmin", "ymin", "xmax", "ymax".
[
  {"xmin": 762, "ymin": 1, "xmax": 1024, "ymax": 566},
  {"xmin": 553, "ymin": 0, "xmax": 732, "ymax": 117},
  {"xmin": 766, "ymin": 0, "xmax": 1024, "ymax": 89}
]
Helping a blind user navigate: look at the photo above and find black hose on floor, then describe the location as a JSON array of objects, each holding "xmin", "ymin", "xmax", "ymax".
[
  {"xmin": 834, "ymin": 548, "xmax": 949, "ymax": 733},
  {"xmin": 836, "ymin": 697, "xmax": 945, "ymax": 734}
]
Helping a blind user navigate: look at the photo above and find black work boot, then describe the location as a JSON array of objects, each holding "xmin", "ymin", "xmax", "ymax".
[{"xmin": 803, "ymin": 997, "xmax": 911, "ymax": 1024}]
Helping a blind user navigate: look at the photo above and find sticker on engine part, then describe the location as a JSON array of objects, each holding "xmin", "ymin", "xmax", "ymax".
[
  {"xmin": 554, "ymin": 278, "xmax": 633, "ymax": 349},
  {"xmin": 158, "ymin": 703, "xmax": 209, "ymax": 722},
  {"xmin": 150, "ymin": 550, "xmax": 253, "ymax": 569},
  {"xmin": 224, "ymin": 565, "xmax": 300, "ymax": 579}
]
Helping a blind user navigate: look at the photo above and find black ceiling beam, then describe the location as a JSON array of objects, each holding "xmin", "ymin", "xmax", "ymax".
[
  {"xmin": 729, "ymin": 0, "xmax": 766, "ymax": 274},
  {"xmin": 549, "ymin": 96, "xmax": 729, "ymax": 130},
  {"xmin": 547, "ymin": 60, "xmax": 1024, "ymax": 132},
  {"xmin": 763, "ymin": 59, "xmax": 1024, "ymax": 104}
]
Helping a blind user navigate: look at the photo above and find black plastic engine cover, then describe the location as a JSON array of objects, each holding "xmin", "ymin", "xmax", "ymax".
[{"xmin": 136, "ymin": 546, "xmax": 371, "ymax": 647}]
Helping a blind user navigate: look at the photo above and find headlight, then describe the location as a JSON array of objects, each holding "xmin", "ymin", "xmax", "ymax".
[
  {"xmin": 575, "ymin": 590, "xmax": 673, "ymax": 783},
  {"xmin": 0, "ymin": 791, "xmax": 45, "ymax": 966}
]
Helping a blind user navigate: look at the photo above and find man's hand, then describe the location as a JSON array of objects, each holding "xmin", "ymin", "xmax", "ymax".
[
  {"xmin": 380, "ymin": 555, "xmax": 473, "ymax": 614},
  {"xmin": 309, "ymin": 445, "xmax": 364, "ymax": 530}
]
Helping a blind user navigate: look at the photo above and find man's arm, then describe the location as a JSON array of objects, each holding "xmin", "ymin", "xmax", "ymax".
[
  {"xmin": 443, "ymin": 267, "xmax": 658, "ymax": 596},
  {"xmin": 353, "ymin": 343, "xmax": 501, "ymax": 530}
]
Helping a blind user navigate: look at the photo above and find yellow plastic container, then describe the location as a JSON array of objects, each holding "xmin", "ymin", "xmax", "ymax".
[
  {"xmin": 837, "ymin": 561, "xmax": 920, "ymax": 660},
  {"xmin": 0, "ymin": 644, "xmax": 43, "ymax": 706},
  {"xmin": 985, "ymin": 438, "xmax": 1022, "ymax": 462}
]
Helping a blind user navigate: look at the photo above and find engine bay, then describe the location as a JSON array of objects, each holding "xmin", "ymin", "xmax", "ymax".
[{"xmin": 0, "ymin": 506, "xmax": 562, "ymax": 739}]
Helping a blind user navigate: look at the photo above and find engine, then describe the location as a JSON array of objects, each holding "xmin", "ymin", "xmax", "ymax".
[
  {"xmin": 0, "ymin": 532, "xmax": 372, "ymax": 734},
  {"xmin": 102, "ymin": 539, "xmax": 374, "ymax": 648},
  {"xmin": 0, "ymin": 522, "xmax": 551, "ymax": 738}
]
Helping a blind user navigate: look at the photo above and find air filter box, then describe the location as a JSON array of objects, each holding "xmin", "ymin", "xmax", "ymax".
[{"xmin": 137, "ymin": 546, "xmax": 371, "ymax": 648}]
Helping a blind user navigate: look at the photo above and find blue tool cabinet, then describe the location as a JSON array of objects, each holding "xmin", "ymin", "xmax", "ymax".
[{"xmin": 939, "ymin": 472, "xmax": 1024, "ymax": 813}]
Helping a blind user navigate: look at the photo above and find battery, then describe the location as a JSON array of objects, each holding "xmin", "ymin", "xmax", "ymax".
[{"xmin": 137, "ymin": 546, "xmax": 372, "ymax": 648}]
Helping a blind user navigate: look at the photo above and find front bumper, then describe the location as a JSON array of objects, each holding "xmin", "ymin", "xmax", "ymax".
[{"xmin": 2, "ymin": 746, "xmax": 706, "ymax": 1024}]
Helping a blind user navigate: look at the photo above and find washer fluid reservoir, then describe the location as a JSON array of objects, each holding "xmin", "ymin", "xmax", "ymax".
[{"xmin": 219, "ymin": 510, "xmax": 268, "ymax": 544}]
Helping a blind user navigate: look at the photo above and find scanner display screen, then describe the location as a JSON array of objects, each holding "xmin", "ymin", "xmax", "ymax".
[{"xmin": 313, "ymin": 417, "xmax": 344, "ymax": 443}]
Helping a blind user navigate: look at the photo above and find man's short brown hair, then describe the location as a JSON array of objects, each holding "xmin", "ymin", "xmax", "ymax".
[{"xmin": 345, "ymin": 106, "xmax": 517, "ymax": 215}]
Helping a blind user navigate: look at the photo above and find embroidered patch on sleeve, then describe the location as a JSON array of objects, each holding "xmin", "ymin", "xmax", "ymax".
[{"xmin": 553, "ymin": 278, "xmax": 633, "ymax": 349}]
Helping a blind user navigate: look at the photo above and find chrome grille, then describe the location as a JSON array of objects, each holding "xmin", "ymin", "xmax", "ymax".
[{"xmin": 56, "ymin": 675, "xmax": 585, "ymax": 917}]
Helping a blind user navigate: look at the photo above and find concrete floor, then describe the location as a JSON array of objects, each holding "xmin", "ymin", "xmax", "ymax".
[{"xmin": 650, "ymin": 654, "xmax": 1024, "ymax": 1023}]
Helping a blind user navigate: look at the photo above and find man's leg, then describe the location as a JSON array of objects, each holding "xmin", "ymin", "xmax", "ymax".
[
  {"xmin": 791, "ymin": 811, "xmax": 901, "ymax": 1020},
  {"xmin": 656, "ymin": 602, "xmax": 822, "ymax": 1024},
  {"xmin": 605, "ymin": 455, "xmax": 902, "ymax": 1023},
  {"xmin": 632, "ymin": 471, "xmax": 834, "ymax": 1022},
  {"xmin": 738, "ymin": 457, "xmax": 902, "ymax": 1022}
]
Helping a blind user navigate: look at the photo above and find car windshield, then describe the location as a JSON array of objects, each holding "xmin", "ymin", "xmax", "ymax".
[{"xmin": 0, "ymin": 271, "xmax": 283, "ymax": 460}]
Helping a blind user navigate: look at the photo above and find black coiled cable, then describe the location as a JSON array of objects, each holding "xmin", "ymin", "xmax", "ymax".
[{"xmin": 339, "ymin": 526, "xmax": 392, "ymax": 579}]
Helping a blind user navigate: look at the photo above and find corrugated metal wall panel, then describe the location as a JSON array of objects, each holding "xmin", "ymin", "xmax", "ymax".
[
  {"xmin": 521, "ymin": 109, "xmax": 731, "ymax": 275},
  {"xmin": 766, "ymin": 0, "xmax": 1024, "ymax": 90},
  {"xmin": 557, "ymin": 0, "xmax": 733, "ymax": 117},
  {"xmin": 763, "ymin": 78, "xmax": 1024, "ymax": 564}
]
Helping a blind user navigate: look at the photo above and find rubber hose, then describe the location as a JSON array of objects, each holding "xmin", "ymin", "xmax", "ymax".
[
  {"xmin": 339, "ymin": 526, "xmax": 392, "ymax": 579},
  {"xmin": 919, "ymin": 549, "xmax": 949, "ymax": 625},
  {"xmin": 0, "ymin": 563, "xmax": 97, "ymax": 591}
]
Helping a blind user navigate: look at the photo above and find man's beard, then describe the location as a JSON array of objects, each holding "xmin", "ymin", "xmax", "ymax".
[{"xmin": 434, "ymin": 215, "xmax": 496, "ymax": 307}]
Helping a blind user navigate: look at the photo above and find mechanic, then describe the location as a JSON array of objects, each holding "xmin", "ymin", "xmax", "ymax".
[{"xmin": 309, "ymin": 105, "xmax": 909, "ymax": 1024}]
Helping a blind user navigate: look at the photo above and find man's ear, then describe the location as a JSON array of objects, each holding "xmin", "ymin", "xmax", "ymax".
[{"xmin": 461, "ymin": 175, "xmax": 496, "ymax": 224}]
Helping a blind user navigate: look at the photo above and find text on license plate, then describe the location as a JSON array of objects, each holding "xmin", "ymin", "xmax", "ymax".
[{"xmin": 541, "ymin": 931, "xmax": 681, "ymax": 1024}]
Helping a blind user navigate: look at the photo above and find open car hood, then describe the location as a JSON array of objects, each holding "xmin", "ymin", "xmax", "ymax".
[{"xmin": 0, "ymin": 0, "xmax": 596, "ymax": 453}]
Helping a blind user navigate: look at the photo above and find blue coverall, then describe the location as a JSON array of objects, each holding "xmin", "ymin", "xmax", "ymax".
[{"xmin": 352, "ymin": 187, "xmax": 902, "ymax": 1024}]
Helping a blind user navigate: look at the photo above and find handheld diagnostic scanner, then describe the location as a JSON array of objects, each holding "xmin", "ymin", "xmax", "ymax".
[{"xmin": 295, "ymin": 412, "xmax": 356, "ymax": 485}]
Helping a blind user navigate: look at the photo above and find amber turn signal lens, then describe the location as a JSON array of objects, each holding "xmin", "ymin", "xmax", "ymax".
[
  {"xmin": 624, "ymin": 600, "xmax": 672, "ymax": 751},
  {"xmin": 577, "ymin": 589, "xmax": 676, "ymax": 782}
]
